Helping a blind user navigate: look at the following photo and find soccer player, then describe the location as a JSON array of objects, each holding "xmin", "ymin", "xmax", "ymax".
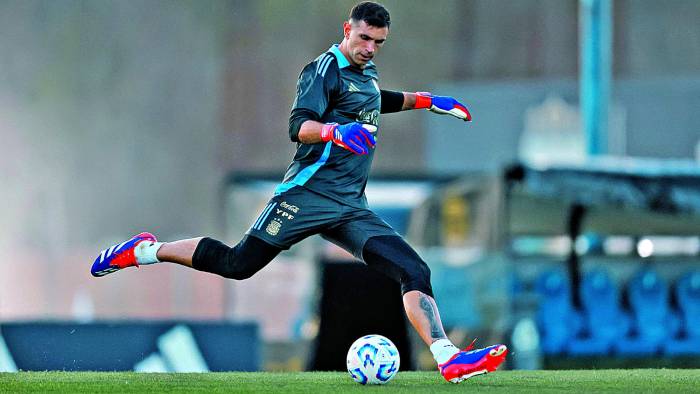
[{"xmin": 91, "ymin": 1, "xmax": 507, "ymax": 383}]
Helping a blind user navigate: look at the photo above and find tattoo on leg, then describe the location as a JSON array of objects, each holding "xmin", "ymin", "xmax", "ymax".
[{"xmin": 418, "ymin": 293, "xmax": 446, "ymax": 340}]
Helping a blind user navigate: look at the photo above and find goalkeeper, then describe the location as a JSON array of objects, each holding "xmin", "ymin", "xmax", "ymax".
[{"xmin": 90, "ymin": 1, "xmax": 506, "ymax": 383}]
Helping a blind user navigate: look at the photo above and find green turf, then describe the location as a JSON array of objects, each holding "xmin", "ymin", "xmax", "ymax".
[{"xmin": 2, "ymin": 370, "xmax": 700, "ymax": 393}]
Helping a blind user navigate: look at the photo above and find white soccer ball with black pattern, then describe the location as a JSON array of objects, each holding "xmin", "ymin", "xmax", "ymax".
[{"xmin": 346, "ymin": 334, "xmax": 400, "ymax": 385}]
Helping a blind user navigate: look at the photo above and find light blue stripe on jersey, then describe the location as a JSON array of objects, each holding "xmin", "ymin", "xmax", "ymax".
[
  {"xmin": 252, "ymin": 203, "xmax": 272, "ymax": 229},
  {"xmin": 274, "ymin": 142, "xmax": 333, "ymax": 195},
  {"xmin": 254, "ymin": 202, "xmax": 277, "ymax": 230},
  {"xmin": 329, "ymin": 44, "xmax": 350, "ymax": 69},
  {"xmin": 316, "ymin": 54, "xmax": 332, "ymax": 76}
]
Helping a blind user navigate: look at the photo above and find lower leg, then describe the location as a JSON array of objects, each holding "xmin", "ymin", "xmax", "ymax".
[
  {"xmin": 403, "ymin": 290, "xmax": 460, "ymax": 365},
  {"xmin": 364, "ymin": 240, "xmax": 507, "ymax": 379},
  {"xmin": 361, "ymin": 236, "xmax": 459, "ymax": 363},
  {"xmin": 403, "ymin": 290, "xmax": 447, "ymax": 345},
  {"xmin": 139, "ymin": 236, "xmax": 280, "ymax": 280},
  {"xmin": 155, "ymin": 237, "xmax": 204, "ymax": 267}
]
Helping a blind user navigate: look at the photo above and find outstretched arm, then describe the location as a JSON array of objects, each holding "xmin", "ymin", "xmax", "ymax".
[{"xmin": 380, "ymin": 90, "xmax": 471, "ymax": 121}]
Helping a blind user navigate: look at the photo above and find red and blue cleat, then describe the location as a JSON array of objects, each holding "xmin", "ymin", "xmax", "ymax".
[
  {"xmin": 438, "ymin": 340, "xmax": 508, "ymax": 383},
  {"xmin": 91, "ymin": 232, "xmax": 157, "ymax": 277}
]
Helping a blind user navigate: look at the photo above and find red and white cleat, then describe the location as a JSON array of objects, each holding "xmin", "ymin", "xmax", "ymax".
[
  {"xmin": 91, "ymin": 232, "xmax": 157, "ymax": 277},
  {"xmin": 438, "ymin": 340, "xmax": 508, "ymax": 383}
]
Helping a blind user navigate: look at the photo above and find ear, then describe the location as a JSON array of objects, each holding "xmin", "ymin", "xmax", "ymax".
[{"xmin": 343, "ymin": 21, "xmax": 352, "ymax": 39}]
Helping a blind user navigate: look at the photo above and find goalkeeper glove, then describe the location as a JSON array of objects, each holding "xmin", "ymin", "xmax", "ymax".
[
  {"xmin": 414, "ymin": 92, "xmax": 472, "ymax": 121},
  {"xmin": 320, "ymin": 122, "xmax": 377, "ymax": 155}
]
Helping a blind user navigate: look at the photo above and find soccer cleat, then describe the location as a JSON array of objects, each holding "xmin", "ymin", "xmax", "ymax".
[
  {"xmin": 91, "ymin": 232, "xmax": 157, "ymax": 277},
  {"xmin": 438, "ymin": 340, "xmax": 508, "ymax": 383}
]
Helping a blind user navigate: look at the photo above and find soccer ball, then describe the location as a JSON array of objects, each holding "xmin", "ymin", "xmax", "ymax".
[{"xmin": 346, "ymin": 334, "xmax": 400, "ymax": 385}]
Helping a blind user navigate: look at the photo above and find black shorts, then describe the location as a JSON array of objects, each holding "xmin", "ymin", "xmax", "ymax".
[{"xmin": 246, "ymin": 186, "xmax": 399, "ymax": 259}]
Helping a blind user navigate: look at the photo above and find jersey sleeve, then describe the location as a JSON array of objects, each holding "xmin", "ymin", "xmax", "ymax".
[
  {"xmin": 288, "ymin": 108, "xmax": 318, "ymax": 142},
  {"xmin": 291, "ymin": 57, "xmax": 339, "ymax": 119}
]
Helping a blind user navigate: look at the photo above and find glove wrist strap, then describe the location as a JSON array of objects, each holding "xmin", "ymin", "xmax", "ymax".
[
  {"xmin": 320, "ymin": 123, "xmax": 338, "ymax": 142},
  {"xmin": 414, "ymin": 92, "xmax": 433, "ymax": 109}
]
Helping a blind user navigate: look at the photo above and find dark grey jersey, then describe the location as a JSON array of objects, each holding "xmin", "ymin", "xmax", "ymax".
[{"xmin": 275, "ymin": 45, "xmax": 381, "ymax": 208}]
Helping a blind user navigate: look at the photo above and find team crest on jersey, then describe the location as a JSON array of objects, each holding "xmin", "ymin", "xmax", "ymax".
[{"xmin": 266, "ymin": 218, "xmax": 282, "ymax": 236}]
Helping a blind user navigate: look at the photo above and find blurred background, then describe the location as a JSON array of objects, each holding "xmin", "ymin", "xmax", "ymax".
[{"xmin": 1, "ymin": 0, "xmax": 699, "ymax": 372}]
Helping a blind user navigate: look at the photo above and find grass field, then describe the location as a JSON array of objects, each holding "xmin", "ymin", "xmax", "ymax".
[{"xmin": 2, "ymin": 370, "xmax": 700, "ymax": 393}]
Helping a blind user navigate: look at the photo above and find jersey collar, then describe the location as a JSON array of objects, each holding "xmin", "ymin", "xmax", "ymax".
[
  {"xmin": 329, "ymin": 44, "xmax": 375, "ymax": 69},
  {"xmin": 329, "ymin": 44, "xmax": 350, "ymax": 68}
]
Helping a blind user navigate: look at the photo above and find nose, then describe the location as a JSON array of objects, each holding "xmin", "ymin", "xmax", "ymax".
[{"xmin": 366, "ymin": 41, "xmax": 376, "ymax": 54}]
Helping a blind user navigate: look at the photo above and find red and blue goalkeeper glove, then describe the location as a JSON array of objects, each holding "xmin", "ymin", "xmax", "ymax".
[
  {"xmin": 414, "ymin": 92, "xmax": 472, "ymax": 121},
  {"xmin": 320, "ymin": 122, "xmax": 377, "ymax": 155}
]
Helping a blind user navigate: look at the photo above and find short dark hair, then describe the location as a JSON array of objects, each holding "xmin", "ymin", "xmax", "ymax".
[{"xmin": 349, "ymin": 2, "xmax": 390, "ymax": 28}]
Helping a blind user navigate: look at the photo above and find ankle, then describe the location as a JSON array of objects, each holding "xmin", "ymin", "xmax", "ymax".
[
  {"xmin": 135, "ymin": 241, "xmax": 164, "ymax": 265},
  {"xmin": 430, "ymin": 338, "xmax": 459, "ymax": 365}
]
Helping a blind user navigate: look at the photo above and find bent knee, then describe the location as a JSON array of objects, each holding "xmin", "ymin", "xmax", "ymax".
[
  {"xmin": 222, "ymin": 266, "xmax": 257, "ymax": 280},
  {"xmin": 401, "ymin": 261, "xmax": 433, "ymax": 297},
  {"xmin": 192, "ymin": 236, "xmax": 280, "ymax": 280}
]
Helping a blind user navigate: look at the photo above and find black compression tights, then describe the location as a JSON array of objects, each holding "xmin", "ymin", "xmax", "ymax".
[
  {"xmin": 361, "ymin": 235, "xmax": 434, "ymax": 297},
  {"xmin": 192, "ymin": 236, "xmax": 281, "ymax": 280},
  {"xmin": 191, "ymin": 234, "xmax": 433, "ymax": 297}
]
